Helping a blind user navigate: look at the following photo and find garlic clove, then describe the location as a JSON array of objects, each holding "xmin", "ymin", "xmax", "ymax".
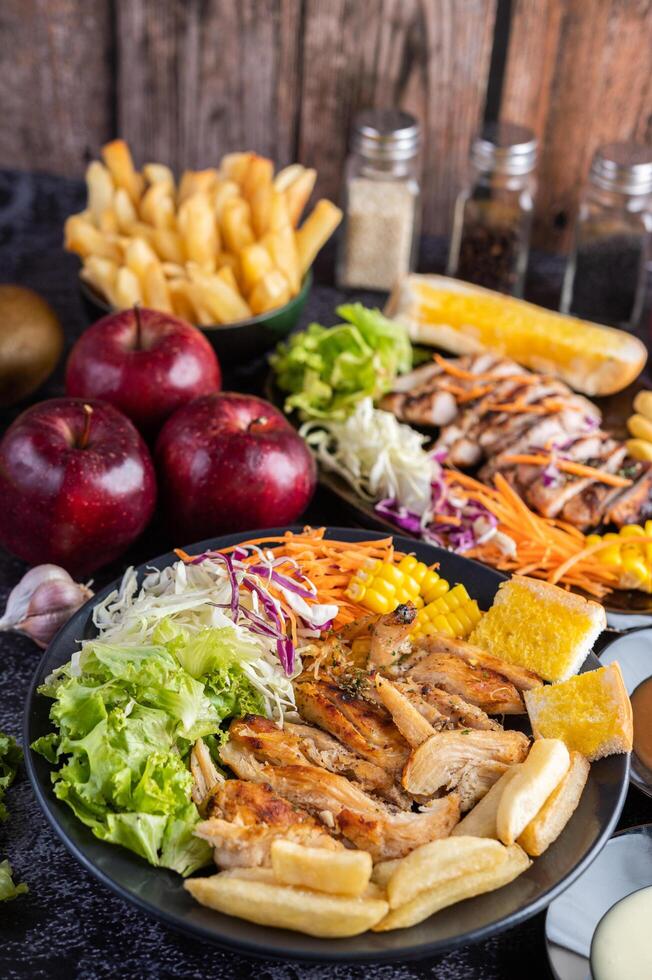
[{"xmin": 0, "ymin": 566, "xmax": 94, "ymax": 648}]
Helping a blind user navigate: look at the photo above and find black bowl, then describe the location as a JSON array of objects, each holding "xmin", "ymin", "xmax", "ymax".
[
  {"xmin": 24, "ymin": 527, "xmax": 629, "ymax": 962},
  {"xmin": 80, "ymin": 272, "xmax": 312, "ymax": 367}
]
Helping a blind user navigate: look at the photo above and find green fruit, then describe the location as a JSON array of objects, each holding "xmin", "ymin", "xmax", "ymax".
[{"xmin": 0, "ymin": 286, "xmax": 64, "ymax": 407}]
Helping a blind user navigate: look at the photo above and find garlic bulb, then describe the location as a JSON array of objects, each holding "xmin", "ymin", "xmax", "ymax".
[{"xmin": 0, "ymin": 565, "xmax": 94, "ymax": 648}]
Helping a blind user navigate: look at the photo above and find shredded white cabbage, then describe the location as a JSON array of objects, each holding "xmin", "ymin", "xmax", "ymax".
[
  {"xmin": 300, "ymin": 398, "xmax": 435, "ymax": 515},
  {"xmin": 91, "ymin": 556, "xmax": 304, "ymax": 721}
]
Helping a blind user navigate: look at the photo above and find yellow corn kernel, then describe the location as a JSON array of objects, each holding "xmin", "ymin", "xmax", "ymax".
[
  {"xmin": 585, "ymin": 534, "xmax": 602, "ymax": 547},
  {"xmin": 468, "ymin": 600, "xmax": 482, "ymax": 624},
  {"xmin": 345, "ymin": 578, "xmax": 366, "ymax": 601},
  {"xmin": 413, "ymin": 595, "xmax": 424, "ymax": 609},
  {"xmin": 362, "ymin": 589, "xmax": 393, "ymax": 614},
  {"xmin": 431, "ymin": 614, "xmax": 456, "ymax": 637},
  {"xmin": 446, "ymin": 613, "xmax": 464, "ymax": 634},
  {"xmin": 373, "ymin": 578, "xmax": 396, "ymax": 601},
  {"xmin": 454, "ymin": 609, "xmax": 473, "ymax": 632},
  {"xmin": 620, "ymin": 524, "xmax": 645, "ymax": 538},
  {"xmin": 645, "ymin": 520, "xmax": 652, "ymax": 537},
  {"xmin": 621, "ymin": 554, "xmax": 648, "ymax": 584},
  {"xmin": 377, "ymin": 564, "xmax": 406, "ymax": 587},
  {"xmin": 356, "ymin": 559, "xmax": 381, "ymax": 583},
  {"xmin": 600, "ymin": 545, "xmax": 622, "ymax": 567},
  {"xmin": 603, "ymin": 533, "xmax": 620, "ymax": 543},
  {"xmin": 423, "ymin": 580, "xmax": 450, "ymax": 604}
]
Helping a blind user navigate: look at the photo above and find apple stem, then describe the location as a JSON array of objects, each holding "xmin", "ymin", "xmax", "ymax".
[
  {"xmin": 79, "ymin": 403, "xmax": 93, "ymax": 450},
  {"xmin": 247, "ymin": 416, "xmax": 268, "ymax": 433},
  {"xmin": 133, "ymin": 303, "xmax": 142, "ymax": 350}
]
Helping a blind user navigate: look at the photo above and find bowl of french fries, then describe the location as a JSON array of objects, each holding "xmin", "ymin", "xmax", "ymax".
[{"xmin": 66, "ymin": 140, "xmax": 342, "ymax": 363}]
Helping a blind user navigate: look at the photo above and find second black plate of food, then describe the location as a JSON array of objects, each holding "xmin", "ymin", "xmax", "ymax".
[{"xmin": 25, "ymin": 527, "xmax": 629, "ymax": 963}]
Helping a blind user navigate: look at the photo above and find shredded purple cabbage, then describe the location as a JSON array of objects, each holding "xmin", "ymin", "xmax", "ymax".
[{"xmin": 375, "ymin": 498, "xmax": 422, "ymax": 534}]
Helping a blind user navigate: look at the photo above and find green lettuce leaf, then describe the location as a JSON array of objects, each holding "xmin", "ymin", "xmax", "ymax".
[
  {"xmin": 0, "ymin": 860, "xmax": 27, "ymax": 902},
  {"xmin": 0, "ymin": 732, "xmax": 22, "ymax": 822},
  {"xmin": 270, "ymin": 303, "xmax": 412, "ymax": 419},
  {"xmin": 33, "ymin": 619, "xmax": 265, "ymax": 876}
]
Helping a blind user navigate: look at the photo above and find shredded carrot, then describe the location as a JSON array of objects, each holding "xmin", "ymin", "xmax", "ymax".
[
  {"xmin": 501, "ymin": 454, "xmax": 633, "ymax": 488},
  {"xmin": 178, "ymin": 527, "xmax": 418, "ymax": 628},
  {"xmin": 440, "ymin": 382, "xmax": 495, "ymax": 402},
  {"xmin": 442, "ymin": 470, "xmax": 620, "ymax": 598},
  {"xmin": 483, "ymin": 401, "xmax": 548, "ymax": 415}
]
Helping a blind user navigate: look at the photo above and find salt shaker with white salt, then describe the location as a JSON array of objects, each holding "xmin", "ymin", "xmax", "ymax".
[{"xmin": 336, "ymin": 109, "xmax": 421, "ymax": 291}]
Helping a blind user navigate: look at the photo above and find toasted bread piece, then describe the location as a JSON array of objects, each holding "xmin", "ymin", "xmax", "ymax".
[
  {"xmin": 524, "ymin": 662, "xmax": 633, "ymax": 760},
  {"xmin": 469, "ymin": 576, "xmax": 606, "ymax": 682},
  {"xmin": 517, "ymin": 751, "xmax": 590, "ymax": 856}
]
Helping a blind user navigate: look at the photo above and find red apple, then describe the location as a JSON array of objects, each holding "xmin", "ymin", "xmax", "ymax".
[
  {"xmin": 0, "ymin": 398, "xmax": 156, "ymax": 576},
  {"xmin": 65, "ymin": 307, "xmax": 221, "ymax": 436},
  {"xmin": 156, "ymin": 392, "xmax": 316, "ymax": 539}
]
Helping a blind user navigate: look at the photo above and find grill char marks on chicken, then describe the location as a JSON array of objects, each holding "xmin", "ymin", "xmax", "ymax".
[
  {"xmin": 293, "ymin": 677, "xmax": 410, "ymax": 774},
  {"xmin": 382, "ymin": 354, "xmax": 651, "ymax": 530},
  {"xmin": 195, "ymin": 779, "xmax": 339, "ymax": 868},
  {"xmin": 220, "ymin": 718, "xmax": 461, "ymax": 860}
]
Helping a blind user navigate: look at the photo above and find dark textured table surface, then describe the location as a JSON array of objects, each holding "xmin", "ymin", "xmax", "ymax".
[{"xmin": 0, "ymin": 169, "xmax": 650, "ymax": 980}]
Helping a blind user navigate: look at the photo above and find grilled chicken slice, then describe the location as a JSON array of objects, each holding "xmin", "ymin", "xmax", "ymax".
[
  {"xmin": 220, "ymin": 736, "xmax": 460, "ymax": 860},
  {"xmin": 523, "ymin": 443, "xmax": 627, "ymax": 519},
  {"xmin": 374, "ymin": 674, "xmax": 436, "ymax": 747},
  {"xmin": 402, "ymin": 729, "xmax": 530, "ymax": 804},
  {"xmin": 284, "ymin": 721, "xmax": 411, "ymax": 808},
  {"xmin": 391, "ymin": 677, "xmax": 502, "ymax": 731},
  {"xmin": 392, "ymin": 650, "xmax": 525, "ymax": 714},
  {"xmin": 293, "ymin": 677, "xmax": 410, "ymax": 773},
  {"xmin": 190, "ymin": 737, "xmax": 224, "ymax": 808},
  {"xmin": 380, "ymin": 388, "xmax": 459, "ymax": 428},
  {"xmin": 195, "ymin": 779, "xmax": 339, "ymax": 868},
  {"xmin": 305, "ymin": 605, "xmax": 417, "ymax": 678},
  {"xmin": 605, "ymin": 463, "xmax": 652, "ymax": 527},
  {"xmin": 407, "ymin": 636, "xmax": 542, "ymax": 691}
]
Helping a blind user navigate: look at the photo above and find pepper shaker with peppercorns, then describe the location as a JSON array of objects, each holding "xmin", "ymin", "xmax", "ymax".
[
  {"xmin": 561, "ymin": 143, "xmax": 652, "ymax": 330},
  {"xmin": 447, "ymin": 122, "xmax": 538, "ymax": 297}
]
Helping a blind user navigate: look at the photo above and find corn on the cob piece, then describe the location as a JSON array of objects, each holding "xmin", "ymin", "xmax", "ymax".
[
  {"xmin": 586, "ymin": 523, "xmax": 652, "ymax": 592},
  {"xmin": 411, "ymin": 583, "xmax": 483, "ymax": 639},
  {"xmin": 345, "ymin": 555, "xmax": 452, "ymax": 615}
]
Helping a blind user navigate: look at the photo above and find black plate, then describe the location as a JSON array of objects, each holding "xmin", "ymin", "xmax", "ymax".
[{"xmin": 25, "ymin": 527, "xmax": 630, "ymax": 963}]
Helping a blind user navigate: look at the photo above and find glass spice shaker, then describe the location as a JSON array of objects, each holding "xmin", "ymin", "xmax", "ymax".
[
  {"xmin": 336, "ymin": 110, "xmax": 421, "ymax": 291},
  {"xmin": 561, "ymin": 143, "xmax": 652, "ymax": 329},
  {"xmin": 447, "ymin": 122, "xmax": 538, "ymax": 297}
]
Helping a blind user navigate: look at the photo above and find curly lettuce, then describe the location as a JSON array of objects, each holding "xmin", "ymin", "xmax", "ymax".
[
  {"xmin": 271, "ymin": 302, "xmax": 412, "ymax": 419},
  {"xmin": 0, "ymin": 732, "xmax": 27, "ymax": 900},
  {"xmin": 32, "ymin": 622, "xmax": 264, "ymax": 876}
]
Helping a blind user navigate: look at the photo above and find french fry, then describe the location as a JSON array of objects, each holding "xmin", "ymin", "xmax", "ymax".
[
  {"xmin": 263, "ymin": 228, "xmax": 301, "ymax": 294},
  {"xmin": 517, "ymin": 752, "xmax": 590, "ymax": 857},
  {"xmin": 268, "ymin": 189, "xmax": 292, "ymax": 232},
  {"xmin": 80, "ymin": 257, "xmax": 119, "ymax": 305},
  {"xmin": 249, "ymin": 269, "xmax": 290, "ymax": 315},
  {"xmin": 242, "ymin": 154, "xmax": 274, "ymax": 202},
  {"xmin": 65, "ymin": 214, "xmax": 122, "ymax": 262},
  {"xmin": 143, "ymin": 162, "xmax": 175, "ymax": 189},
  {"xmin": 271, "ymin": 840, "xmax": 371, "ymax": 897},
  {"xmin": 168, "ymin": 279, "xmax": 197, "ymax": 322},
  {"xmin": 101, "ymin": 139, "xmax": 143, "ymax": 205},
  {"xmin": 375, "ymin": 674, "xmax": 435, "ymax": 748},
  {"xmin": 178, "ymin": 168, "xmax": 219, "ymax": 204},
  {"xmin": 114, "ymin": 266, "xmax": 142, "ymax": 307},
  {"xmin": 371, "ymin": 859, "xmax": 402, "ymax": 889},
  {"xmin": 143, "ymin": 261, "xmax": 173, "ymax": 312},
  {"xmin": 497, "ymin": 739, "xmax": 570, "ymax": 846},
  {"xmin": 250, "ymin": 184, "xmax": 274, "ymax": 238},
  {"xmin": 373, "ymin": 844, "xmax": 530, "ymax": 932},
  {"xmin": 139, "ymin": 182, "xmax": 175, "ymax": 229},
  {"xmin": 184, "ymin": 872, "xmax": 389, "ymax": 938},
  {"xmin": 213, "ymin": 180, "xmax": 240, "ymax": 219},
  {"xmin": 86, "ymin": 162, "xmax": 115, "ymax": 226},
  {"xmin": 124, "ymin": 237, "xmax": 160, "ymax": 280},
  {"xmin": 178, "ymin": 194, "xmax": 219, "ymax": 270},
  {"xmin": 284, "ymin": 167, "xmax": 317, "ymax": 226},
  {"xmin": 188, "ymin": 267, "xmax": 251, "ymax": 323},
  {"xmin": 274, "ymin": 163, "xmax": 305, "ymax": 192},
  {"xmin": 220, "ymin": 151, "xmax": 254, "ymax": 184},
  {"xmin": 239, "ymin": 243, "xmax": 274, "ymax": 294},
  {"xmin": 452, "ymin": 766, "xmax": 522, "ymax": 839},
  {"xmin": 216, "ymin": 265, "xmax": 239, "ymax": 293},
  {"xmin": 220, "ymin": 197, "xmax": 255, "ymax": 252},
  {"xmin": 186, "ymin": 285, "xmax": 217, "ymax": 326},
  {"xmin": 151, "ymin": 227, "xmax": 185, "ymax": 265},
  {"xmin": 386, "ymin": 836, "xmax": 508, "ymax": 909},
  {"xmin": 98, "ymin": 208, "xmax": 119, "ymax": 235},
  {"xmin": 296, "ymin": 199, "xmax": 343, "ymax": 274},
  {"xmin": 113, "ymin": 188, "xmax": 138, "ymax": 233},
  {"xmin": 161, "ymin": 261, "xmax": 185, "ymax": 278}
]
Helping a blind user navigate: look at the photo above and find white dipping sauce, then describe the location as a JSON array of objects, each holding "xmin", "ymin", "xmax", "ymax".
[{"xmin": 591, "ymin": 885, "xmax": 652, "ymax": 980}]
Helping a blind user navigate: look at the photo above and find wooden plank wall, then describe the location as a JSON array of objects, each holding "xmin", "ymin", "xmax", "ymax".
[{"xmin": 1, "ymin": 0, "xmax": 651, "ymax": 249}]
